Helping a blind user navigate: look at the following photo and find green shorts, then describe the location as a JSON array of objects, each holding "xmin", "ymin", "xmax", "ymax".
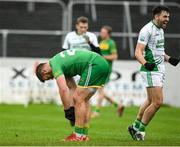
[{"xmin": 78, "ymin": 56, "xmax": 110, "ymax": 88}]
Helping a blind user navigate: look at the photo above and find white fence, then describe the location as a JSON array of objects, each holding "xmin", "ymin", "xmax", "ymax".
[{"xmin": 0, "ymin": 58, "xmax": 179, "ymax": 107}]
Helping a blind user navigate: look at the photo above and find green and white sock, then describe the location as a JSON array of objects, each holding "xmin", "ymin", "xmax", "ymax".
[
  {"xmin": 133, "ymin": 119, "xmax": 141, "ymax": 131},
  {"xmin": 83, "ymin": 127, "xmax": 89, "ymax": 136},
  {"xmin": 139, "ymin": 122, "xmax": 147, "ymax": 132},
  {"xmin": 74, "ymin": 126, "xmax": 84, "ymax": 137}
]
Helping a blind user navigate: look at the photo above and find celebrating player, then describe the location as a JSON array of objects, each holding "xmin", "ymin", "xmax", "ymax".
[
  {"xmin": 62, "ymin": 16, "xmax": 101, "ymax": 54},
  {"xmin": 92, "ymin": 26, "xmax": 124, "ymax": 117},
  {"xmin": 128, "ymin": 5, "xmax": 180, "ymax": 141},
  {"xmin": 36, "ymin": 49, "xmax": 110, "ymax": 141}
]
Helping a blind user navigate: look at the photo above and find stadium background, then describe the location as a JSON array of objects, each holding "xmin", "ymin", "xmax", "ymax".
[
  {"xmin": 0, "ymin": 0, "xmax": 180, "ymax": 106},
  {"xmin": 0, "ymin": 0, "xmax": 180, "ymax": 146}
]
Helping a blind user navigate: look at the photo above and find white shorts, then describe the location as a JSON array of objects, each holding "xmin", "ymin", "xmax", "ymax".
[{"xmin": 140, "ymin": 71, "xmax": 165, "ymax": 87}]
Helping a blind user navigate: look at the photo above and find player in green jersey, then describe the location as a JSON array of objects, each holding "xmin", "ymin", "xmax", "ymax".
[
  {"xmin": 91, "ymin": 26, "xmax": 124, "ymax": 117},
  {"xmin": 36, "ymin": 49, "xmax": 110, "ymax": 141}
]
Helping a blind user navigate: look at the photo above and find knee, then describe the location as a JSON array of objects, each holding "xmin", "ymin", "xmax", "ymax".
[
  {"xmin": 99, "ymin": 91, "xmax": 105, "ymax": 99},
  {"xmin": 73, "ymin": 93, "xmax": 84, "ymax": 107},
  {"xmin": 152, "ymin": 97, "xmax": 163, "ymax": 109},
  {"xmin": 98, "ymin": 94, "xmax": 104, "ymax": 100}
]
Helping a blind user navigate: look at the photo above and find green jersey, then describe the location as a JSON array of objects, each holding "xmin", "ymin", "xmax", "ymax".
[
  {"xmin": 49, "ymin": 49, "xmax": 110, "ymax": 88},
  {"xmin": 49, "ymin": 49, "xmax": 100, "ymax": 79},
  {"xmin": 99, "ymin": 38, "xmax": 117, "ymax": 68}
]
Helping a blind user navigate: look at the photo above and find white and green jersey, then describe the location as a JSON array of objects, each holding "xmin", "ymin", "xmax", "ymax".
[
  {"xmin": 138, "ymin": 21, "xmax": 165, "ymax": 73},
  {"xmin": 62, "ymin": 31, "xmax": 99, "ymax": 50}
]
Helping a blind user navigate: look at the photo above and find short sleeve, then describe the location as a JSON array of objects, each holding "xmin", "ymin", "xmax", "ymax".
[
  {"xmin": 110, "ymin": 40, "xmax": 117, "ymax": 54},
  {"xmin": 138, "ymin": 27, "xmax": 151, "ymax": 45},
  {"xmin": 62, "ymin": 34, "xmax": 69, "ymax": 49},
  {"xmin": 49, "ymin": 57, "xmax": 63, "ymax": 79}
]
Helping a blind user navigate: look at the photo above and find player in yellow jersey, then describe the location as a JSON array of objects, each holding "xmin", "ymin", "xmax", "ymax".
[{"xmin": 92, "ymin": 26, "xmax": 124, "ymax": 117}]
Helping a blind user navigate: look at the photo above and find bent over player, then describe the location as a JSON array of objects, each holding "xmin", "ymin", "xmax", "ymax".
[
  {"xmin": 128, "ymin": 5, "xmax": 179, "ymax": 141},
  {"xmin": 36, "ymin": 49, "xmax": 110, "ymax": 141}
]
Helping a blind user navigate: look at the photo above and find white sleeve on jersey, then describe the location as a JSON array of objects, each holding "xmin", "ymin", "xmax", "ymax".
[
  {"xmin": 88, "ymin": 32, "xmax": 99, "ymax": 47},
  {"xmin": 138, "ymin": 26, "xmax": 151, "ymax": 45},
  {"xmin": 62, "ymin": 33, "xmax": 69, "ymax": 49}
]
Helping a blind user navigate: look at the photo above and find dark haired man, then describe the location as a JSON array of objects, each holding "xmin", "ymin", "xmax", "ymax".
[
  {"xmin": 128, "ymin": 5, "xmax": 179, "ymax": 140},
  {"xmin": 36, "ymin": 49, "xmax": 110, "ymax": 141}
]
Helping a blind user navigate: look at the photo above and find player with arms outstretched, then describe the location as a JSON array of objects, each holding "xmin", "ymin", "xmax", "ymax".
[
  {"xmin": 36, "ymin": 49, "xmax": 110, "ymax": 141},
  {"xmin": 128, "ymin": 5, "xmax": 179, "ymax": 141}
]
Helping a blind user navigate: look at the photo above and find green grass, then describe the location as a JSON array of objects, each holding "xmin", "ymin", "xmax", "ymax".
[{"xmin": 0, "ymin": 104, "xmax": 180, "ymax": 146}]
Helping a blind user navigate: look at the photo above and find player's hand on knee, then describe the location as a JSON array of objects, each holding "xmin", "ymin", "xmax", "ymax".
[
  {"xmin": 169, "ymin": 57, "xmax": 180, "ymax": 66},
  {"xmin": 64, "ymin": 106, "xmax": 75, "ymax": 126},
  {"xmin": 144, "ymin": 62, "xmax": 156, "ymax": 71}
]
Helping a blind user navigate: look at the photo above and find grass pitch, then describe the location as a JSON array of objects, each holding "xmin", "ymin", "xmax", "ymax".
[{"xmin": 0, "ymin": 104, "xmax": 180, "ymax": 146}]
